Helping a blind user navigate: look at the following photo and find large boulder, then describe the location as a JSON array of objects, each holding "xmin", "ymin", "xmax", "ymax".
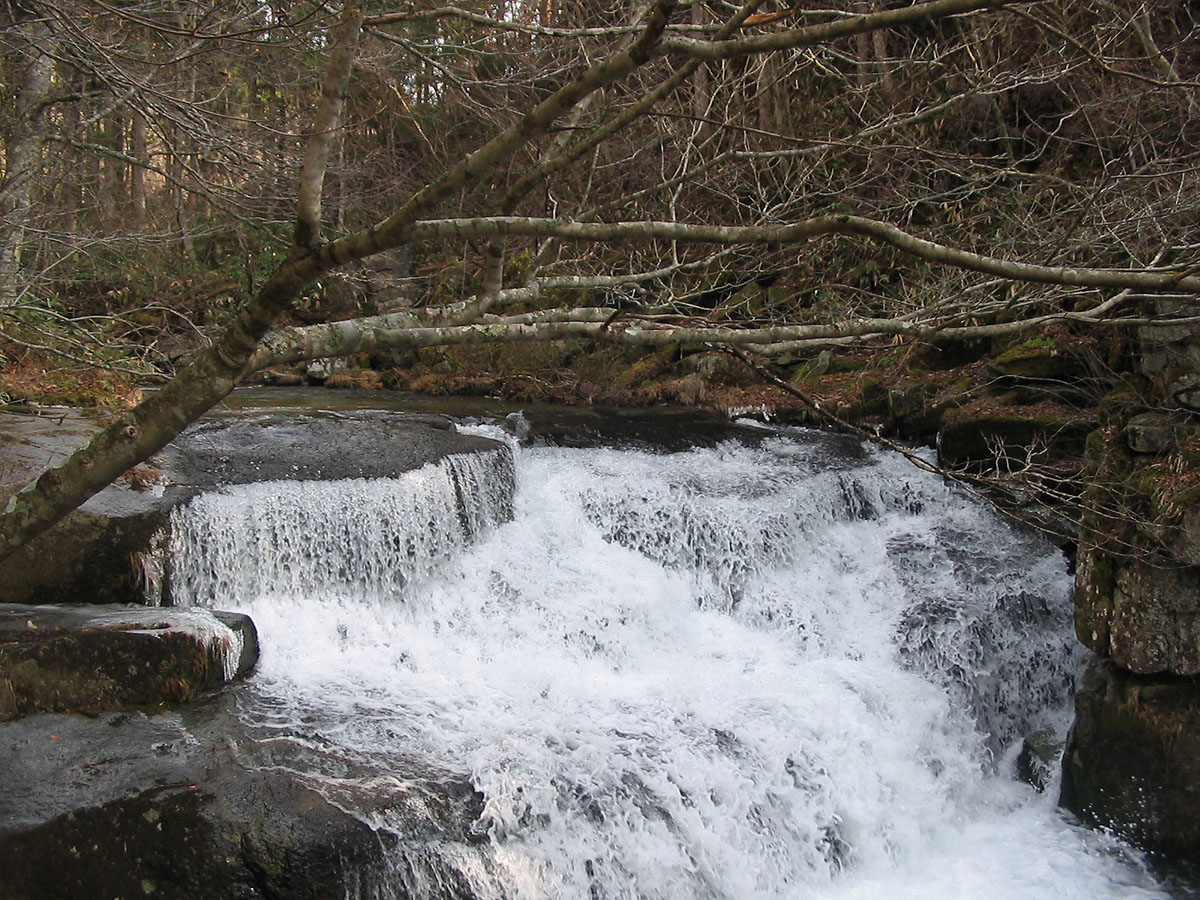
[
  {"xmin": 1123, "ymin": 410, "xmax": 1200, "ymax": 456},
  {"xmin": 1064, "ymin": 385, "xmax": 1200, "ymax": 870},
  {"xmin": 0, "ymin": 507, "xmax": 168, "ymax": 605}
]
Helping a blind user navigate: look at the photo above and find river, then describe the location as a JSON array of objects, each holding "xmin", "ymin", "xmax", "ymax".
[{"xmin": 168, "ymin": 406, "xmax": 1173, "ymax": 899}]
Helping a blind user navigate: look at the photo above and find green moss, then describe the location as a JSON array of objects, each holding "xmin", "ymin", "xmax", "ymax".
[
  {"xmin": 1021, "ymin": 334, "xmax": 1059, "ymax": 350},
  {"xmin": 1085, "ymin": 428, "xmax": 1109, "ymax": 460},
  {"xmin": 989, "ymin": 346, "xmax": 1080, "ymax": 380},
  {"xmin": 830, "ymin": 357, "xmax": 867, "ymax": 373},
  {"xmin": 611, "ymin": 348, "xmax": 676, "ymax": 390},
  {"xmin": 1175, "ymin": 484, "xmax": 1200, "ymax": 508},
  {"xmin": 1098, "ymin": 388, "xmax": 1144, "ymax": 426}
]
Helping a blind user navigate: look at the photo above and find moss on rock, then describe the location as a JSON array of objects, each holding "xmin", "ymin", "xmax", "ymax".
[{"xmin": 1075, "ymin": 550, "xmax": 1200, "ymax": 675}]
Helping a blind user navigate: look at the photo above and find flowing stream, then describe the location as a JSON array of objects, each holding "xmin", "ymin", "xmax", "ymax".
[{"xmin": 168, "ymin": 417, "xmax": 1171, "ymax": 899}]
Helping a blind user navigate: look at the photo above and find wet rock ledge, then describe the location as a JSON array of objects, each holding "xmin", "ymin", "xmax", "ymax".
[
  {"xmin": 0, "ymin": 403, "xmax": 508, "ymax": 899},
  {"xmin": 0, "ymin": 406, "xmax": 498, "ymax": 606},
  {"xmin": 0, "ymin": 694, "xmax": 484, "ymax": 900}
]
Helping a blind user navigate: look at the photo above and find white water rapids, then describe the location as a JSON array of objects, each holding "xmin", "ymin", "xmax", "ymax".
[{"xmin": 168, "ymin": 422, "xmax": 1171, "ymax": 899}]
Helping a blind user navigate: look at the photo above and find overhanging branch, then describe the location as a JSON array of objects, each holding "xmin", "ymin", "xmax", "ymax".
[{"xmin": 400, "ymin": 215, "xmax": 1200, "ymax": 294}]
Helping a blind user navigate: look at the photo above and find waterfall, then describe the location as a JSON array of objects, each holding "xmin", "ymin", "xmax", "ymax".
[
  {"xmin": 168, "ymin": 425, "xmax": 1170, "ymax": 900},
  {"xmin": 168, "ymin": 446, "xmax": 514, "ymax": 607}
]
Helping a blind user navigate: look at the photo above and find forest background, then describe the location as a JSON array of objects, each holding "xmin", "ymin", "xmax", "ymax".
[{"xmin": 1, "ymin": 0, "xmax": 1199, "ymax": 555}]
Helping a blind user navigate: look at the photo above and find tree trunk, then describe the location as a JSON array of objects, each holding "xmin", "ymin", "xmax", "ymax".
[
  {"xmin": 0, "ymin": 7, "xmax": 367, "ymax": 561},
  {"xmin": 0, "ymin": 13, "xmax": 56, "ymax": 307},
  {"xmin": 131, "ymin": 112, "xmax": 148, "ymax": 231}
]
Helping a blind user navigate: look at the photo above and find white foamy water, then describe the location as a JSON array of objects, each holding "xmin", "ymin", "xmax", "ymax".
[{"xmin": 169, "ymin": 428, "xmax": 1170, "ymax": 900}]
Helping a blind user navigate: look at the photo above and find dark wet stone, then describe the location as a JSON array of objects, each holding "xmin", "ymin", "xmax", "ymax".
[
  {"xmin": 936, "ymin": 415, "xmax": 1096, "ymax": 471},
  {"xmin": 1016, "ymin": 730, "xmax": 1058, "ymax": 792},
  {"xmin": 0, "ymin": 694, "xmax": 490, "ymax": 900},
  {"xmin": 1061, "ymin": 654, "xmax": 1200, "ymax": 863},
  {"xmin": 161, "ymin": 409, "xmax": 501, "ymax": 488},
  {"xmin": 0, "ymin": 506, "xmax": 168, "ymax": 605},
  {"xmin": 0, "ymin": 603, "xmax": 257, "ymax": 721}
]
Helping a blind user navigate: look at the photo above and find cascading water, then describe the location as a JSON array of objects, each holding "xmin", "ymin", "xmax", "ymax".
[{"xmin": 168, "ymin": 422, "xmax": 1172, "ymax": 900}]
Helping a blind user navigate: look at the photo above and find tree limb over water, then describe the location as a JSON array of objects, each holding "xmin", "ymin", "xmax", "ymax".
[{"xmin": 1, "ymin": 0, "xmax": 1198, "ymax": 560}]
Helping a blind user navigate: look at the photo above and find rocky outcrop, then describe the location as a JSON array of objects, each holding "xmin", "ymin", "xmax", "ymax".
[
  {"xmin": 1060, "ymin": 304, "xmax": 1200, "ymax": 868},
  {"xmin": 0, "ymin": 398, "xmax": 512, "ymax": 899},
  {"xmin": 1061, "ymin": 655, "xmax": 1200, "ymax": 862},
  {"xmin": 936, "ymin": 413, "xmax": 1095, "ymax": 471},
  {"xmin": 1075, "ymin": 551, "xmax": 1200, "ymax": 676},
  {"xmin": 982, "ymin": 345, "xmax": 1096, "ymax": 406},
  {"xmin": 0, "ymin": 603, "xmax": 257, "ymax": 721},
  {"xmin": 0, "ymin": 505, "xmax": 168, "ymax": 605}
]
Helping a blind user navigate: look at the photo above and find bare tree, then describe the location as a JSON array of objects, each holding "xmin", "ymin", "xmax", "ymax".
[
  {"xmin": 2, "ymin": 0, "xmax": 1198, "ymax": 560},
  {"xmin": 0, "ymin": 7, "xmax": 57, "ymax": 308}
]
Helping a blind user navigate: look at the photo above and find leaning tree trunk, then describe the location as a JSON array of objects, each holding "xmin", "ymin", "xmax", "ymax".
[
  {"xmin": 0, "ymin": 2, "xmax": 680, "ymax": 562},
  {"xmin": 0, "ymin": 7, "xmax": 365, "ymax": 560}
]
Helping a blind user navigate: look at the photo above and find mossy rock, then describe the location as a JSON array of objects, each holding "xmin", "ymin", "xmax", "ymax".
[
  {"xmin": 611, "ymin": 347, "xmax": 677, "ymax": 390},
  {"xmin": 260, "ymin": 368, "xmax": 306, "ymax": 387},
  {"xmin": 1075, "ymin": 549, "xmax": 1200, "ymax": 675},
  {"xmin": 680, "ymin": 351, "xmax": 755, "ymax": 386},
  {"xmin": 885, "ymin": 383, "xmax": 947, "ymax": 441},
  {"xmin": 983, "ymin": 347, "xmax": 1094, "ymax": 405},
  {"xmin": 0, "ymin": 507, "xmax": 168, "ymax": 605},
  {"xmin": 1098, "ymin": 387, "xmax": 1146, "ymax": 426},
  {"xmin": 1124, "ymin": 412, "xmax": 1200, "ymax": 455}
]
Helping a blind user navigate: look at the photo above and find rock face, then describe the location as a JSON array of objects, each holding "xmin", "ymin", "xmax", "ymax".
[
  {"xmin": 0, "ymin": 506, "xmax": 168, "ymax": 605},
  {"xmin": 0, "ymin": 410, "xmax": 171, "ymax": 606},
  {"xmin": 1061, "ymin": 305, "xmax": 1200, "ymax": 868},
  {"xmin": 0, "ymin": 603, "xmax": 257, "ymax": 721},
  {"xmin": 1076, "ymin": 551, "xmax": 1200, "ymax": 675},
  {"xmin": 1062, "ymin": 655, "xmax": 1200, "ymax": 863}
]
